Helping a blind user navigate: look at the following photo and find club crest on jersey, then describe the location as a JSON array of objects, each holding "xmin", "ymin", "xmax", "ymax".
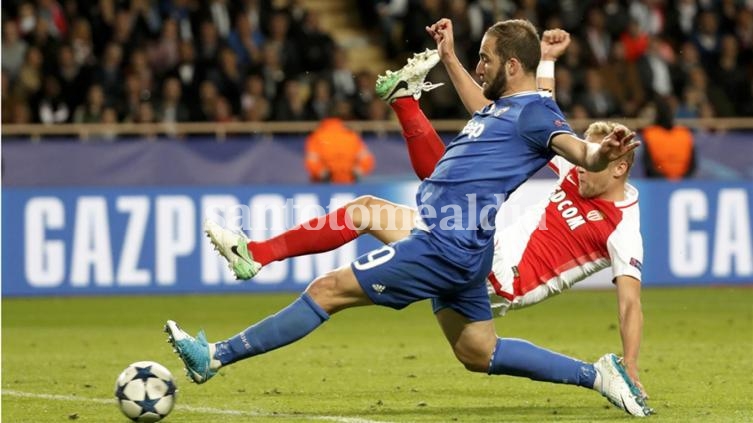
[
  {"xmin": 586, "ymin": 210, "xmax": 604, "ymax": 221},
  {"xmin": 460, "ymin": 120, "xmax": 485, "ymax": 139}
]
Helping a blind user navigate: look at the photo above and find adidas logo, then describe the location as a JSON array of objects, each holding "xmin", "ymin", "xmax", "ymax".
[{"xmin": 371, "ymin": 284, "xmax": 386, "ymax": 294}]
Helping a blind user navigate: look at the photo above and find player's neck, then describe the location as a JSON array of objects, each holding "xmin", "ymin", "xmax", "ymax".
[
  {"xmin": 500, "ymin": 78, "xmax": 537, "ymax": 98},
  {"xmin": 597, "ymin": 183, "xmax": 627, "ymax": 202}
]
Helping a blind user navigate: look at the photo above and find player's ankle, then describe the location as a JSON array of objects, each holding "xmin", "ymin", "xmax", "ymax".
[{"xmin": 208, "ymin": 342, "xmax": 223, "ymax": 371}]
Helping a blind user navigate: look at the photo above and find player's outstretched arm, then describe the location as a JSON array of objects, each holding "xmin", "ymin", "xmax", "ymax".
[
  {"xmin": 426, "ymin": 18, "xmax": 490, "ymax": 115},
  {"xmin": 551, "ymin": 126, "xmax": 640, "ymax": 172},
  {"xmin": 615, "ymin": 275, "xmax": 647, "ymax": 398}
]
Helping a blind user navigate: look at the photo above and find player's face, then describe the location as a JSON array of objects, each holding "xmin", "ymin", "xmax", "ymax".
[
  {"xmin": 577, "ymin": 135, "xmax": 614, "ymax": 198},
  {"xmin": 476, "ymin": 35, "xmax": 506, "ymax": 100}
]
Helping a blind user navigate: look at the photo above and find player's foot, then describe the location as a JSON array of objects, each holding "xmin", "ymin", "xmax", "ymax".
[
  {"xmin": 375, "ymin": 49, "xmax": 444, "ymax": 103},
  {"xmin": 204, "ymin": 219, "xmax": 262, "ymax": 280},
  {"xmin": 593, "ymin": 353, "xmax": 654, "ymax": 417},
  {"xmin": 164, "ymin": 320, "xmax": 221, "ymax": 384}
]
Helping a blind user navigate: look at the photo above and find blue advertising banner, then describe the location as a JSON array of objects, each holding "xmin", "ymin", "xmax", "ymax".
[{"xmin": 2, "ymin": 181, "xmax": 751, "ymax": 296}]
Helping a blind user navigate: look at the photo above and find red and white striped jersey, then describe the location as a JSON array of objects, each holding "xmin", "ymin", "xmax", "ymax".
[{"xmin": 488, "ymin": 156, "xmax": 643, "ymax": 315}]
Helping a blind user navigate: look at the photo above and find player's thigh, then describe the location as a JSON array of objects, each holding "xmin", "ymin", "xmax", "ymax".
[
  {"xmin": 346, "ymin": 195, "xmax": 415, "ymax": 244},
  {"xmin": 305, "ymin": 265, "xmax": 373, "ymax": 315},
  {"xmin": 435, "ymin": 308, "xmax": 497, "ymax": 372}
]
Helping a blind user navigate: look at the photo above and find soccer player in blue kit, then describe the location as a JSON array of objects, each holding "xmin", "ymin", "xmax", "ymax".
[{"xmin": 165, "ymin": 19, "xmax": 649, "ymax": 416}]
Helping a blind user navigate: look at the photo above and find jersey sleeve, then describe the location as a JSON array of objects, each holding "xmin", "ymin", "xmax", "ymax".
[
  {"xmin": 606, "ymin": 212, "xmax": 643, "ymax": 282},
  {"xmin": 517, "ymin": 98, "xmax": 574, "ymax": 152}
]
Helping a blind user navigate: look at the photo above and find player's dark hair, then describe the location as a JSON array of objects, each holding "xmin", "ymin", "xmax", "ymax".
[{"xmin": 485, "ymin": 20, "xmax": 540, "ymax": 74}]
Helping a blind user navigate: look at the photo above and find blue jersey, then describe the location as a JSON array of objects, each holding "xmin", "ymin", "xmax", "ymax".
[{"xmin": 416, "ymin": 92, "xmax": 573, "ymax": 262}]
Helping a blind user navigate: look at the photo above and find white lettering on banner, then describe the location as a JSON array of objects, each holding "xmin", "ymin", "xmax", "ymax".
[
  {"xmin": 712, "ymin": 189, "xmax": 752, "ymax": 277},
  {"xmin": 70, "ymin": 197, "xmax": 114, "ymax": 287},
  {"xmin": 201, "ymin": 195, "xmax": 242, "ymax": 285},
  {"xmin": 670, "ymin": 189, "xmax": 708, "ymax": 277},
  {"xmin": 155, "ymin": 196, "xmax": 195, "ymax": 285},
  {"xmin": 250, "ymin": 195, "xmax": 287, "ymax": 284},
  {"xmin": 293, "ymin": 194, "xmax": 357, "ymax": 283},
  {"xmin": 116, "ymin": 197, "xmax": 150, "ymax": 286},
  {"xmin": 25, "ymin": 197, "xmax": 65, "ymax": 287}
]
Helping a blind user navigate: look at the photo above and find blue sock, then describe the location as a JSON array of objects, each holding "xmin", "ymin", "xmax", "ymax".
[
  {"xmin": 214, "ymin": 293, "xmax": 329, "ymax": 366},
  {"xmin": 488, "ymin": 338, "xmax": 596, "ymax": 388}
]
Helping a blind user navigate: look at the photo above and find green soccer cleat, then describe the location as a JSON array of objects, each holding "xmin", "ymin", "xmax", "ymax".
[
  {"xmin": 593, "ymin": 353, "xmax": 654, "ymax": 417},
  {"xmin": 204, "ymin": 219, "xmax": 262, "ymax": 280},
  {"xmin": 164, "ymin": 320, "xmax": 220, "ymax": 384},
  {"xmin": 375, "ymin": 49, "xmax": 444, "ymax": 103}
]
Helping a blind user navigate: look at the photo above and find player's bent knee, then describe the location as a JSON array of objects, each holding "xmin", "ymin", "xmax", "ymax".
[
  {"xmin": 346, "ymin": 195, "xmax": 377, "ymax": 231},
  {"xmin": 453, "ymin": 348, "xmax": 491, "ymax": 373},
  {"xmin": 305, "ymin": 268, "xmax": 370, "ymax": 314}
]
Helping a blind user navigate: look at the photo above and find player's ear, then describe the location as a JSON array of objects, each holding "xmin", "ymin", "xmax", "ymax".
[{"xmin": 612, "ymin": 160, "xmax": 629, "ymax": 178}]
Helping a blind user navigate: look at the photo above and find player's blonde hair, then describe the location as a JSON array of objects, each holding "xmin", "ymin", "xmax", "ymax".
[{"xmin": 584, "ymin": 121, "xmax": 635, "ymax": 172}]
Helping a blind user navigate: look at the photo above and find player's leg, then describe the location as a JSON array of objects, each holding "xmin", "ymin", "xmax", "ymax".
[
  {"xmin": 204, "ymin": 196, "xmax": 415, "ymax": 280},
  {"xmin": 434, "ymin": 306, "xmax": 652, "ymax": 416},
  {"xmin": 165, "ymin": 264, "xmax": 371, "ymax": 384},
  {"xmin": 376, "ymin": 50, "xmax": 446, "ymax": 180},
  {"xmin": 349, "ymin": 195, "xmax": 414, "ymax": 244},
  {"xmin": 165, "ymin": 231, "xmax": 451, "ymax": 385}
]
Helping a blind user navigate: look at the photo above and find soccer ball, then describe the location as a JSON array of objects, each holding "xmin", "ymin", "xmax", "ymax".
[{"xmin": 114, "ymin": 361, "xmax": 177, "ymax": 422}]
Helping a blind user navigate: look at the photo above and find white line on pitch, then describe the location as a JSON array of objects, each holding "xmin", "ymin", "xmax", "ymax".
[{"xmin": 2, "ymin": 389, "xmax": 391, "ymax": 423}]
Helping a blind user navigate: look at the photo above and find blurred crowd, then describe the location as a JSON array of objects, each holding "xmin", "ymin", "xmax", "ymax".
[
  {"xmin": 1, "ymin": 0, "xmax": 390, "ymax": 125},
  {"xmin": 2, "ymin": 0, "xmax": 753, "ymax": 126},
  {"xmin": 363, "ymin": 0, "xmax": 753, "ymax": 119}
]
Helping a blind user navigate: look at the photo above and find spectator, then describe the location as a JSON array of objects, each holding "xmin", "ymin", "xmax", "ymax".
[
  {"xmin": 692, "ymin": 10, "xmax": 721, "ymax": 70},
  {"xmin": 36, "ymin": 75, "xmax": 70, "ymax": 124},
  {"xmin": 272, "ymin": 79, "xmax": 311, "ymax": 121},
  {"xmin": 73, "ymin": 83, "xmax": 106, "ymax": 123},
  {"xmin": 2, "ymin": 20, "xmax": 29, "ymax": 78},
  {"xmin": 642, "ymin": 98, "xmax": 696, "ymax": 180},
  {"xmin": 637, "ymin": 37, "xmax": 674, "ymax": 101},
  {"xmin": 297, "ymin": 11, "xmax": 335, "ymax": 73},
  {"xmin": 713, "ymin": 35, "xmax": 750, "ymax": 115},
  {"xmin": 304, "ymin": 117, "xmax": 374, "ymax": 184},
  {"xmin": 583, "ymin": 7, "xmax": 611, "ymax": 66},
  {"xmin": 227, "ymin": 12, "xmax": 264, "ymax": 67},
  {"xmin": 577, "ymin": 68, "xmax": 619, "ymax": 118},
  {"xmin": 620, "ymin": 18, "xmax": 649, "ymax": 62},
  {"xmin": 600, "ymin": 43, "xmax": 645, "ymax": 117},
  {"xmin": 93, "ymin": 42, "xmax": 124, "ymax": 105},
  {"xmin": 157, "ymin": 77, "xmax": 190, "ymax": 123},
  {"xmin": 328, "ymin": 47, "xmax": 356, "ymax": 99},
  {"xmin": 307, "ymin": 77, "xmax": 335, "ymax": 121}
]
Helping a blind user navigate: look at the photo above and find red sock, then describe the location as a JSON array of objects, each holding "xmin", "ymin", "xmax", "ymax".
[
  {"xmin": 247, "ymin": 207, "xmax": 358, "ymax": 266},
  {"xmin": 391, "ymin": 97, "xmax": 445, "ymax": 180}
]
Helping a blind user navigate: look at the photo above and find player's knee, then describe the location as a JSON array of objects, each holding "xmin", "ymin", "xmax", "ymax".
[
  {"xmin": 306, "ymin": 273, "xmax": 340, "ymax": 303},
  {"xmin": 451, "ymin": 342, "xmax": 493, "ymax": 373},
  {"xmin": 453, "ymin": 349, "xmax": 490, "ymax": 373},
  {"xmin": 346, "ymin": 195, "xmax": 376, "ymax": 231}
]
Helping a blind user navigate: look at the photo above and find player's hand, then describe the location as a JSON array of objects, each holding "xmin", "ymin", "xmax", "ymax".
[
  {"xmin": 599, "ymin": 125, "xmax": 640, "ymax": 162},
  {"xmin": 425, "ymin": 18, "xmax": 456, "ymax": 62},
  {"xmin": 540, "ymin": 29, "xmax": 570, "ymax": 61}
]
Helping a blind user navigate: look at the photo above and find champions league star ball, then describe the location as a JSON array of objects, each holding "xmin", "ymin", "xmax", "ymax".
[{"xmin": 114, "ymin": 361, "xmax": 177, "ymax": 422}]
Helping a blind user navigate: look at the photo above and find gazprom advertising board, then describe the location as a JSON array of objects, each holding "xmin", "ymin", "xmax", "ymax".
[{"xmin": 3, "ymin": 181, "xmax": 751, "ymax": 296}]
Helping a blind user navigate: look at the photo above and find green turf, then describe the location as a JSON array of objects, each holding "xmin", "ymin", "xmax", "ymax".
[{"xmin": 3, "ymin": 287, "xmax": 752, "ymax": 422}]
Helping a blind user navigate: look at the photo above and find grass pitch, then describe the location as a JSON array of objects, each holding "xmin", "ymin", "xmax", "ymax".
[{"xmin": 3, "ymin": 287, "xmax": 752, "ymax": 422}]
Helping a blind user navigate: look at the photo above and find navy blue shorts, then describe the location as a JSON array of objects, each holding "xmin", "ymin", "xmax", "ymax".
[{"xmin": 351, "ymin": 229, "xmax": 494, "ymax": 322}]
